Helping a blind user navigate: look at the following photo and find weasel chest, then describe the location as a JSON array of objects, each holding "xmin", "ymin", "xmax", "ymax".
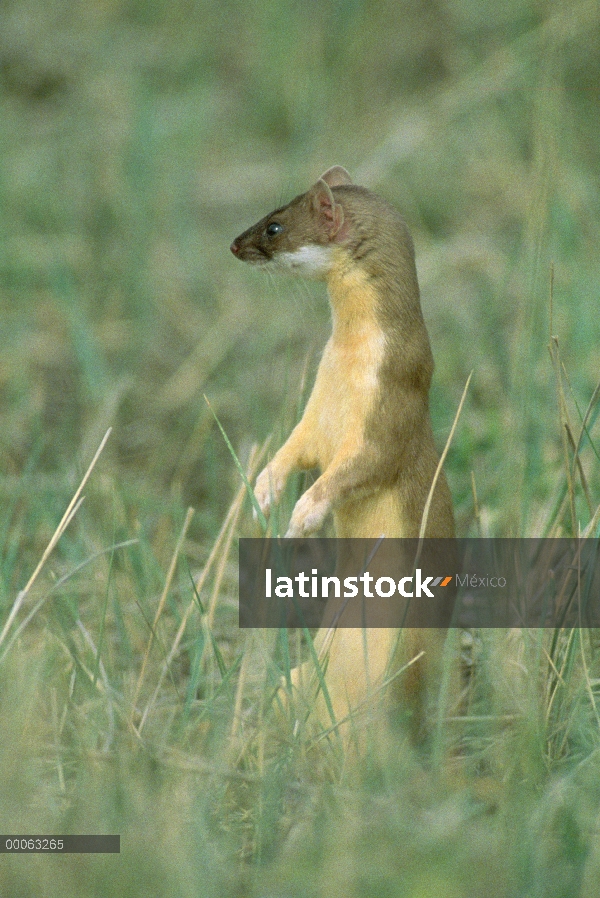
[{"xmin": 307, "ymin": 318, "xmax": 385, "ymax": 471}]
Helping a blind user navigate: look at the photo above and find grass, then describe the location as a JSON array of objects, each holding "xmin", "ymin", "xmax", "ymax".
[{"xmin": 1, "ymin": 0, "xmax": 600, "ymax": 894}]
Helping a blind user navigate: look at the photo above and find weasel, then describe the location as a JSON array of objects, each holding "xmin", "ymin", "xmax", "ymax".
[{"xmin": 231, "ymin": 166, "xmax": 455, "ymax": 739}]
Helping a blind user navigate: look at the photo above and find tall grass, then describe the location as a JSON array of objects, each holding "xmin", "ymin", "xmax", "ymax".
[{"xmin": 1, "ymin": 0, "xmax": 600, "ymax": 894}]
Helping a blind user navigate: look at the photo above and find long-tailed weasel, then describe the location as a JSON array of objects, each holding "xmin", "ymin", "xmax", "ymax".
[{"xmin": 231, "ymin": 166, "xmax": 455, "ymax": 738}]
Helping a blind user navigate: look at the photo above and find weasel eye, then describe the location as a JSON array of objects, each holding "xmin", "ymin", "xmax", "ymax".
[{"xmin": 265, "ymin": 222, "xmax": 283, "ymax": 237}]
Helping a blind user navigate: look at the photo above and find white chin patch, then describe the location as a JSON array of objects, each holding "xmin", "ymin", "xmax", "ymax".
[{"xmin": 276, "ymin": 246, "xmax": 334, "ymax": 276}]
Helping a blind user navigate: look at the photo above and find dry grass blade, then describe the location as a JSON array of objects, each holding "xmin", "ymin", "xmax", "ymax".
[
  {"xmin": 135, "ymin": 442, "xmax": 267, "ymax": 735},
  {"xmin": 550, "ymin": 334, "xmax": 577, "ymax": 533},
  {"xmin": 418, "ymin": 371, "xmax": 473, "ymax": 543},
  {"xmin": 1, "ymin": 538, "xmax": 139, "ymax": 661},
  {"xmin": 565, "ymin": 422, "xmax": 593, "ymax": 515},
  {"xmin": 573, "ymin": 374, "xmax": 600, "ymax": 460},
  {"xmin": 0, "ymin": 428, "xmax": 112, "ymax": 652},
  {"xmin": 132, "ymin": 506, "xmax": 195, "ymax": 714},
  {"xmin": 470, "ymin": 470, "xmax": 482, "ymax": 535},
  {"xmin": 579, "ymin": 629, "xmax": 600, "ymax": 734},
  {"xmin": 582, "ymin": 502, "xmax": 600, "ymax": 539}
]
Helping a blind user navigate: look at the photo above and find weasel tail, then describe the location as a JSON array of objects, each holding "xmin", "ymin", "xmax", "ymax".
[{"xmin": 232, "ymin": 165, "xmax": 455, "ymax": 747}]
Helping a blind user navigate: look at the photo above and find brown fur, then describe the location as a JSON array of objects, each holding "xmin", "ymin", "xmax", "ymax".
[{"xmin": 231, "ymin": 166, "xmax": 455, "ymax": 739}]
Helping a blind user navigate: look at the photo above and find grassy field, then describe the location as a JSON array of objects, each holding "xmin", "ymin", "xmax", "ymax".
[{"xmin": 1, "ymin": 0, "xmax": 600, "ymax": 894}]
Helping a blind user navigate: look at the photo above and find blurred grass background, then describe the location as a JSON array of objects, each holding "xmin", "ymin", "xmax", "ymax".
[{"xmin": 1, "ymin": 0, "xmax": 600, "ymax": 895}]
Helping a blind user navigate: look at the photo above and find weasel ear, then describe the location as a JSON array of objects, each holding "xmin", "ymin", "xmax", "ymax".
[
  {"xmin": 319, "ymin": 165, "xmax": 353, "ymax": 188},
  {"xmin": 308, "ymin": 179, "xmax": 345, "ymax": 239}
]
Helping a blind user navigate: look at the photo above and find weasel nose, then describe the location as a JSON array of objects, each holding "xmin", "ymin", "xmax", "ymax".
[{"xmin": 230, "ymin": 241, "xmax": 240, "ymax": 255}]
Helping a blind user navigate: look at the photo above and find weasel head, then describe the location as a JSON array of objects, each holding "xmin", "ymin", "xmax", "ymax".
[{"xmin": 230, "ymin": 165, "xmax": 353, "ymax": 280}]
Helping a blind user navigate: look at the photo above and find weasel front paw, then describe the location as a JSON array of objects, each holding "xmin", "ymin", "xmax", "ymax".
[
  {"xmin": 285, "ymin": 491, "xmax": 330, "ymax": 537},
  {"xmin": 253, "ymin": 465, "xmax": 284, "ymax": 520}
]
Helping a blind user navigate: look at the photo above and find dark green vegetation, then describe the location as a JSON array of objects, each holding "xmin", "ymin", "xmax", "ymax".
[{"xmin": 1, "ymin": 0, "xmax": 599, "ymax": 895}]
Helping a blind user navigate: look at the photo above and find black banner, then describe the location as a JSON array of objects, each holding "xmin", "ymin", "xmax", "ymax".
[
  {"xmin": 0, "ymin": 835, "xmax": 120, "ymax": 853},
  {"xmin": 239, "ymin": 538, "xmax": 600, "ymax": 628}
]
